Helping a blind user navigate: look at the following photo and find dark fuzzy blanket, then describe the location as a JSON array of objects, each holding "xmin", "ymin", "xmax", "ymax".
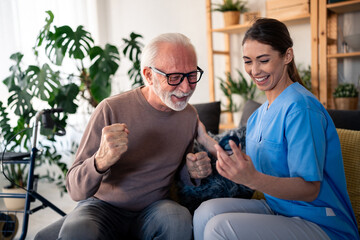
[{"xmin": 177, "ymin": 127, "xmax": 254, "ymax": 214}]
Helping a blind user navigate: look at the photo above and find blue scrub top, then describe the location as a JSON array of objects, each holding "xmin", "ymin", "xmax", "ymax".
[{"xmin": 246, "ymin": 83, "xmax": 359, "ymax": 239}]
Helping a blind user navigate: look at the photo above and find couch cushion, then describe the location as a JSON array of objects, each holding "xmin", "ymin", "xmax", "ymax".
[
  {"xmin": 336, "ymin": 128, "xmax": 360, "ymax": 229},
  {"xmin": 192, "ymin": 101, "xmax": 221, "ymax": 134},
  {"xmin": 328, "ymin": 109, "xmax": 360, "ymax": 130},
  {"xmin": 239, "ymin": 100, "xmax": 261, "ymax": 127}
]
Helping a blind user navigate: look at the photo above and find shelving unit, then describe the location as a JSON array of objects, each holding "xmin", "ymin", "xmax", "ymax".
[
  {"xmin": 205, "ymin": 0, "xmax": 311, "ymax": 129},
  {"xmin": 312, "ymin": 0, "xmax": 360, "ymax": 109}
]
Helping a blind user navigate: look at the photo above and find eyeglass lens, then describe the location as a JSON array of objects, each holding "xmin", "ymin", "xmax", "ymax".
[{"xmin": 168, "ymin": 71, "xmax": 201, "ymax": 85}]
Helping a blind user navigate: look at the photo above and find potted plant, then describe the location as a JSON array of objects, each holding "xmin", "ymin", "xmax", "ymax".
[
  {"xmin": 212, "ymin": 0, "xmax": 248, "ymax": 26},
  {"xmin": 0, "ymin": 11, "xmax": 144, "ymax": 208},
  {"xmin": 219, "ymin": 69, "xmax": 257, "ymax": 124},
  {"xmin": 333, "ymin": 83, "xmax": 359, "ymax": 110}
]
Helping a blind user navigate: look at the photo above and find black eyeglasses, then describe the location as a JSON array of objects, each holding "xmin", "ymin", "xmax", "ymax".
[{"xmin": 149, "ymin": 66, "xmax": 204, "ymax": 86}]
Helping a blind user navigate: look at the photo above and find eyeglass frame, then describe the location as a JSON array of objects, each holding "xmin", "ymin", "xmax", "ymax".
[{"xmin": 149, "ymin": 66, "xmax": 204, "ymax": 86}]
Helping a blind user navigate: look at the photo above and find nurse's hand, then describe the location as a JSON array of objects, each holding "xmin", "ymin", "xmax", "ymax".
[{"xmin": 215, "ymin": 140, "xmax": 257, "ymax": 186}]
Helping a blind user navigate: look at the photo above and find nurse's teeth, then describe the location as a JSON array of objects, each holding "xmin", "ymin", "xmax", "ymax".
[{"xmin": 256, "ymin": 76, "xmax": 267, "ymax": 82}]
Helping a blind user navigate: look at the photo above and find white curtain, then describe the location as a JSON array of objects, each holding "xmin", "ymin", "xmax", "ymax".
[
  {"xmin": 0, "ymin": 0, "xmax": 99, "ymax": 103},
  {"xmin": 0, "ymin": 0, "xmax": 102, "ymax": 153}
]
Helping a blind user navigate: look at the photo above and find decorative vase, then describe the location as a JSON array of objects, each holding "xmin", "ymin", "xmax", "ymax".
[
  {"xmin": 223, "ymin": 11, "xmax": 240, "ymax": 27},
  {"xmin": 2, "ymin": 187, "xmax": 26, "ymax": 210},
  {"xmin": 334, "ymin": 97, "xmax": 359, "ymax": 110}
]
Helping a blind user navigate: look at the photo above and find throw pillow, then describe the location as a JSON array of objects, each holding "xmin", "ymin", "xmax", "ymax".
[
  {"xmin": 336, "ymin": 128, "xmax": 360, "ymax": 229},
  {"xmin": 192, "ymin": 102, "xmax": 221, "ymax": 134},
  {"xmin": 177, "ymin": 127, "xmax": 254, "ymax": 214},
  {"xmin": 239, "ymin": 100, "xmax": 261, "ymax": 128}
]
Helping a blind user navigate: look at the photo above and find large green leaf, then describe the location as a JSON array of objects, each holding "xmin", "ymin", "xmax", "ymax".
[
  {"xmin": 127, "ymin": 60, "xmax": 142, "ymax": 87},
  {"xmin": 122, "ymin": 32, "xmax": 144, "ymax": 87},
  {"xmin": 0, "ymin": 101, "xmax": 13, "ymax": 143},
  {"xmin": 34, "ymin": 10, "xmax": 54, "ymax": 50},
  {"xmin": 50, "ymin": 83, "xmax": 79, "ymax": 114},
  {"xmin": 46, "ymin": 25, "xmax": 94, "ymax": 65},
  {"xmin": 90, "ymin": 71, "xmax": 111, "ymax": 103},
  {"xmin": 122, "ymin": 32, "xmax": 143, "ymax": 62},
  {"xmin": 89, "ymin": 44, "xmax": 120, "ymax": 102},
  {"xmin": 3, "ymin": 52, "xmax": 27, "ymax": 91},
  {"xmin": 26, "ymin": 63, "xmax": 60, "ymax": 102},
  {"xmin": 7, "ymin": 85, "xmax": 34, "ymax": 117},
  {"xmin": 89, "ymin": 44, "xmax": 120, "ymax": 77}
]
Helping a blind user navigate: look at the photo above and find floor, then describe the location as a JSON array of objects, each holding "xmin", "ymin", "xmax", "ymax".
[{"xmin": 0, "ymin": 174, "xmax": 77, "ymax": 240}]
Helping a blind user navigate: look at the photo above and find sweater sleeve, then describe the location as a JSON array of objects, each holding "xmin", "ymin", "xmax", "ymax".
[{"xmin": 66, "ymin": 101, "xmax": 110, "ymax": 201}]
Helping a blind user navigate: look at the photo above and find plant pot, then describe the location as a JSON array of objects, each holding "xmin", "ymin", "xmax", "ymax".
[
  {"xmin": 2, "ymin": 187, "xmax": 26, "ymax": 210},
  {"xmin": 223, "ymin": 11, "xmax": 240, "ymax": 26},
  {"xmin": 334, "ymin": 97, "xmax": 359, "ymax": 110}
]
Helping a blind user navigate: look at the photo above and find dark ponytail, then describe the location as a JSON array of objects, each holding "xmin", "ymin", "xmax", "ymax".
[{"xmin": 242, "ymin": 18, "xmax": 303, "ymax": 86}]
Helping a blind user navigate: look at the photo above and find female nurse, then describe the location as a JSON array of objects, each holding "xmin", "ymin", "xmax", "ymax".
[{"xmin": 193, "ymin": 18, "xmax": 359, "ymax": 240}]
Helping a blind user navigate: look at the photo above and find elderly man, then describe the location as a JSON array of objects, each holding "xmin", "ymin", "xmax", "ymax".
[{"xmin": 35, "ymin": 33, "xmax": 215, "ymax": 240}]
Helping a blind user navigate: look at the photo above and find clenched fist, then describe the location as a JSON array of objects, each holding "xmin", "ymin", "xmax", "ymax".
[
  {"xmin": 186, "ymin": 151, "xmax": 212, "ymax": 179},
  {"xmin": 95, "ymin": 123, "xmax": 129, "ymax": 172}
]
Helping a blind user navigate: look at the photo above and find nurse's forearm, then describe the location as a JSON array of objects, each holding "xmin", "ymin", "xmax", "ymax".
[{"xmin": 248, "ymin": 173, "xmax": 321, "ymax": 202}]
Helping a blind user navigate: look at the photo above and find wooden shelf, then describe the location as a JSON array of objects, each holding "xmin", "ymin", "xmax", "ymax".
[
  {"xmin": 327, "ymin": 0, "xmax": 360, "ymax": 13},
  {"xmin": 327, "ymin": 37, "xmax": 337, "ymax": 45},
  {"xmin": 327, "ymin": 51, "xmax": 360, "ymax": 58},
  {"xmin": 212, "ymin": 23, "xmax": 251, "ymax": 34},
  {"xmin": 212, "ymin": 13, "xmax": 311, "ymax": 34},
  {"xmin": 313, "ymin": 0, "xmax": 360, "ymax": 109}
]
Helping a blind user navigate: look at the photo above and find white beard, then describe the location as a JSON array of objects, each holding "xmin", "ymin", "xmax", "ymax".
[{"xmin": 152, "ymin": 78, "xmax": 194, "ymax": 111}]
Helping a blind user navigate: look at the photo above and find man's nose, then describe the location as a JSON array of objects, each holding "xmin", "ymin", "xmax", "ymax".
[{"xmin": 177, "ymin": 76, "xmax": 192, "ymax": 92}]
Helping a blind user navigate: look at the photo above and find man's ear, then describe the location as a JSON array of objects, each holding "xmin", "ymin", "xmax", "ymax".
[
  {"xmin": 284, "ymin": 48, "xmax": 294, "ymax": 64},
  {"xmin": 143, "ymin": 67, "xmax": 153, "ymax": 85}
]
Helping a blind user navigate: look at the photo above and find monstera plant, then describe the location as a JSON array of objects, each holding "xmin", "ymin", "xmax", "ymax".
[{"xmin": 0, "ymin": 10, "xmax": 144, "ymax": 194}]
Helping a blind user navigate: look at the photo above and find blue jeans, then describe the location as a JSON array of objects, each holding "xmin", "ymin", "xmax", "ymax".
[
  {"xmin": 58, "ymin": 198, "xmax": 192, "ymax": 240},
  {"xmin": 193, "ymin": 198, "xmax": 330, "ymax": 240}
]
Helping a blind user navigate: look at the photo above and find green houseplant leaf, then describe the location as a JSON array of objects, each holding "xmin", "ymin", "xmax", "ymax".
[
  {"xmin": 122, "ymin": 32, "xmax": 144, "ymax": 87},
  {"xmin": 212, "ymin": 0, "xmax": 248, "ymax": 12},
  {"xmin": 89, "ymin": 44, "xmax": 120, "ymax": 103},
  {"xmin": 26, "ymin": 64, "xmax": 60, "ymax": 102},
  {"xmin": 333, "ymin": 83, "xmax": 359, "ymax": 98},
  {"xmin": 0, "ymin": 102, "xmax": 13, "ymax": 143},
  {"xmin": 219, "ymin": 70, "xmax": 257, "ymax": 112},
  {"xmin": 34, "ymin": 10, "xmax": 54, "ymax": 57},
  {"xmin": 46, "ymin": 25, "xmax": 94, "ymax": 65},
  {"xmin": 50, "ymin": 83, "xmax": 79, "ymax": 114}
]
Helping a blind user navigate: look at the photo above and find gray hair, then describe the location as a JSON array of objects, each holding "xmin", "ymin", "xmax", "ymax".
[{"xmin": 140, "ymin": 33, "xmax": 197, "ymax": 81}]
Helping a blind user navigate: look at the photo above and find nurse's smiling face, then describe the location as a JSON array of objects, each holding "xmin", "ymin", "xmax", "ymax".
[{"xmin": 242, "ymin": 40, "xmax": 293, "ymax": 102}]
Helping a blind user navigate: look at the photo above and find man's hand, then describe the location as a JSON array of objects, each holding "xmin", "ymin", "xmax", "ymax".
[
  {"xmin": 95, "ymin": 123, "xmax": 129, "ymax": 172},
  {"xmin": 186, "ymin": 151, "xmax": 212, "ymax": 179}
]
